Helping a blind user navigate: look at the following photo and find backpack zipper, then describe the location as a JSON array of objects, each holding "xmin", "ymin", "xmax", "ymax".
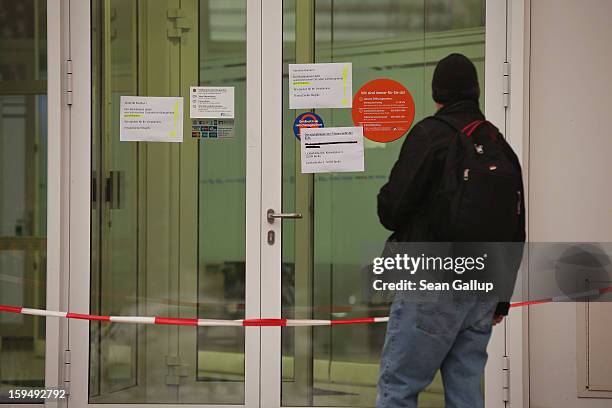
[
  {"xmin": 463, "ymin": 168, "xmax": 470, "ymax": 181},
  {"xmin": 517, "ymin": 191, "xmax": 522, "ymax": 215}
]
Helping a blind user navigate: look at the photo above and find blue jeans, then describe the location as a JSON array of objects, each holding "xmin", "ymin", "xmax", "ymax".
[{"xmin": 377, "ymin": 294, "xmax": 496, "ymax": 408}]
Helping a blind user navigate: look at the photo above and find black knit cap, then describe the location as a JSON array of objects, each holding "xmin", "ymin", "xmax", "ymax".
[{"xmin": 432, "ymin": 53, "xmax": 480, "ymax": 104}]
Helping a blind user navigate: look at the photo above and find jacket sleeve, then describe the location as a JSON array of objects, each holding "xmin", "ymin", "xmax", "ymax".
[
  {"xmin": 377, "ymin": 124, "xmax": 434, "ymax": 232},
  {"xmin": 494, "ymin": 302, "xmax": 510, "ymax": 316},
  {"xmin": 495, "ymin": 170, "xmax": 527, "ymax": 317}
]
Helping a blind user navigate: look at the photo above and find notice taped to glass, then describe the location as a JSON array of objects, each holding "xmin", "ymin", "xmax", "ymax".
[
  {"xmin": 301, "ymin": 127, "xmax": 364, "ymax": 173},
  {"xmin": 289, "ymin": 63, "xmax": 352, "ymax": 109},
  {"xmin": 120, "ymin": 96, "xmax": 183, "ymax": 142},
  {"xmin": 189, "ymin": 86, "xmax": 234, "ymax": 119},
  {"xmin": 191, "ymin": 119, "xmax": 234, "ymax": 139},
  {"xmin": 352, "ymin": 78, "xmax": 415, "ymax": 143}
]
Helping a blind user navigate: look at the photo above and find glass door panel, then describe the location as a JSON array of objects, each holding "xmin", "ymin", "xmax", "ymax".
[
  {"xmin": 90, "ymin": 0, "xmax": 139, "ymax": 399},
  {"xmin": 0, "ymin": 0, "xmax": 47, "ymax": 402},
  {"xmin": 89, "ymin": 0, "xmax": 249, "ymax": 404},
  {"xmin": 91, "ymin": 0, "xmax": 179, "ymax": 403},
  {"xmin": 79, "ymin": 0, "xmax": 493, "ymax": 406},
  {"xmin": 281, "ymin": 0, "xmax": 486, "ymax": 406},
  {"xmin": 180, "ymin": 0, "xmax": 248, "ymax": 403}
]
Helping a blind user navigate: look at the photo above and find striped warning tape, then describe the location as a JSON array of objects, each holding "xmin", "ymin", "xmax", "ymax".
[
  {"xmin": 510, "ymin": 285, "xmax": 612, "ymax": 308},
  {"xmin": 1, "ymin": 286, "xmax": 610, "ymax": 327},
  {"xmin": 0, "ymin": 305, "xmax": 388, "ymax": 327}
]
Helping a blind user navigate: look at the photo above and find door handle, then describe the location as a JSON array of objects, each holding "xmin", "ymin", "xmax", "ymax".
[
  {"xmin": 267, "ymin": 209, "xmax": 303, "ymax": 224},
  {"xmin": 105, "ymin": 170, "xmax": 124, "ymax": 210}
]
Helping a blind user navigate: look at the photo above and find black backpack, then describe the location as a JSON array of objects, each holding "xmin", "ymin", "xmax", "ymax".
[{"xmin": 430, "ymin": 117, "xmax": 524, "ymax": 242}]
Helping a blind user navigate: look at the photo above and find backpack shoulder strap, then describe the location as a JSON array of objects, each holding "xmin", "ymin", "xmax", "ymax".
[{"xmin": 429, "ymin": 115, "xmax": 489, "ymax": 137}]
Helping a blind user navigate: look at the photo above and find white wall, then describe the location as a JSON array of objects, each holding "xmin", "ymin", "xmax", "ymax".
[{"xmin": 527, "ymin": 0, "xmax": 612, "ymax": 406}]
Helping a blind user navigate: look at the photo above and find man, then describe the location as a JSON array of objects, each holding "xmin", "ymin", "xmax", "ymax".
[{"xmin": 376, "ymin": 54, "xmax": 524, "ymax": 408}]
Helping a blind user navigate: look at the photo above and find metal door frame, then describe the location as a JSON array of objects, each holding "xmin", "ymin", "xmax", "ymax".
[
  {"xmin": 504, "ymin": 0, "xmax": 529, "ymax": 407},
  {"xmin": 44, "ymin": 0, "xmax": 70, "ymax": 406},
  {"xmin": 49, "ymin": 0, "xmax": 516, "ymax": 408},
  {"xmin": 64, "ymin": 0, "xmax": 263, "ymax": 407},
  {"xmin": 260, "ymin": 1, "xmax": 510, "ymax": 407}
]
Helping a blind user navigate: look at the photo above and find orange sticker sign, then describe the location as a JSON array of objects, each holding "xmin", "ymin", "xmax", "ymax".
[{"xmin": 352, "ymin": 78, "xmax": 415, "ymax": 143}]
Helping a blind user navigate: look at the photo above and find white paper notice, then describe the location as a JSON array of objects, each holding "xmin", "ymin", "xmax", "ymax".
[
  {"xmin": 190, "ymin": 86, "xmax": 234, "ymax": 119},
  {"xmin": 120, "ymin": 96, "xmax": 183, "ymax": 142},
  {"xmin": 289, "ymin": 63, "xmax": 352, "ymax": 109},
  {"xmin": 301, "ymin": 127, "xmax": 364, "ymax": 173}
]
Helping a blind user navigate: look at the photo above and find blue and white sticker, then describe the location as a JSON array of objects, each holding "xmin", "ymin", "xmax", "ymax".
[{"xmin": 293, "ymin": 112, "xmax": 324, "ymax": 140}]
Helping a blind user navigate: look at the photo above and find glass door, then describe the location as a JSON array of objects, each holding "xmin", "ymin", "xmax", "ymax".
[
  {"xmin": 262, "ymin": 1, "xmax": 503, "ymax": 407},
  {"xmin": 69, "ymin": 0, "xmax": 260, "ymax": 406},
  {"xmin": 0, "ymin": 0, "xmax": 48, "ymax": 402},
  {"xmin": 66, "ymin": 0, "xmax": 504, "ymax": 407}
]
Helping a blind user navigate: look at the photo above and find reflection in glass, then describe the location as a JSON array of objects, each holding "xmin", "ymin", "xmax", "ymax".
[
  {"xmin": 89, "ymin": 0, "xmax": 247, "ymax": 404},
  {"xmin": 196, "ymin": 0, "xmax": 247, "ymax": 402},
  {"xmin": 90, "ymin": 0, "xmax": 140, "ymax": 401},
  {"xmin": 282, "ymin": 0, "xmax": 485, "ymax": 406},
  {"xmin": 0, "ymin": 0, "xmax": 47, "ymax": 403}
]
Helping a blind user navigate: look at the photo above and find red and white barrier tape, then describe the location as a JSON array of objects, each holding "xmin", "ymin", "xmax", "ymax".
[
  {"xmin": 1, "ymin": 286, "xmax": 610, "ymax": 327},
  {"xmin": 0, "ymin": 305, "xmax": 388, "ymax": 327},
  {"xmin": 510, "ymin": 285, "xmax": 612, "ymax": 308}
]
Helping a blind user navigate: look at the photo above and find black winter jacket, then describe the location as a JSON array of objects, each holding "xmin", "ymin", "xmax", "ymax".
[{"xmin": 377, "ymin": 100, "xmax": 525, "ymax": 316}]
